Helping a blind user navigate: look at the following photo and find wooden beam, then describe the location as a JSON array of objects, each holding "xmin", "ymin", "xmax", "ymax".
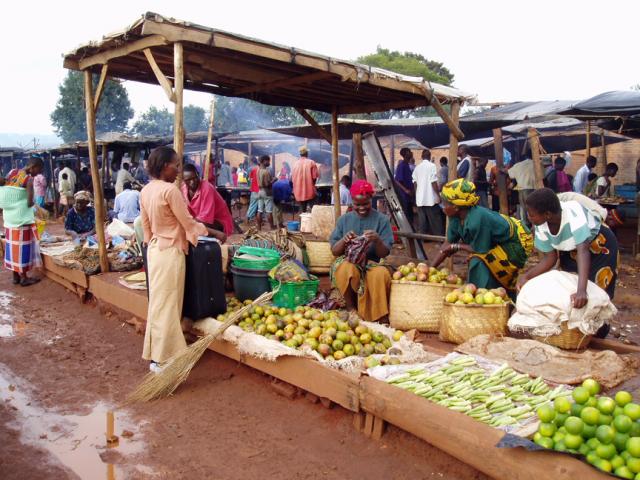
[
  {"xmin": 447, "ymin": 102, "xmax": 460, "ymax": 186},
  {"xmin": 529, "ymin": 128, "xmax": 544, "ymax": 189},
  {"xmin": 446, "ymin": 101, "xmax": 461, "ymax": 271},
  {"xmin": 352, "ymin": 133, "xmax": 366, "ymax": 180},
  {"xmin": 338, "ymin": 99, "xmax": 429, "ymax": 115},
  {"xmin": 424, "ymin": 89, "xmax": 465, "ymax": 141},
  {"xmin": 295, "ymin": 108, "xmax": 332, "ymax": 143},
  {"xmin": 93, "ymin": 64, "xmax": 109, "ymax": 111},
  {"xmin": 203, "ymin": 97, "xmax": 215, "ymax": 181},
  {"xmin": 492, "ymin": 128, "xmax": 509, "ymax": 215},
  {"xmin": 83, "ymin": 70, "xmax": 109, "ymax": 273},
  {"xmin": 600, "ymin": 128, "xmax": 607, "ymax": 175},
  {"xmin": 78, "ymin": 34, "xmax": 168, "ymax": 70},
  {"xmin": 173, "ymin": 42, "xmax": 185, "ymax": 185},
  {"xmin": 331, "ymin": 107, "xmax": 341, "ymax": 221},
  {"xmin": 585, "ymin": 120, "xmax": 592, "ymax": 158},
  {"xmin": 232, "ymin": 71, "xmax": 334, "ymax": 96},
  {"xmin": 143, "ymin": 48, "xmax": 176, "ymax": 103}
]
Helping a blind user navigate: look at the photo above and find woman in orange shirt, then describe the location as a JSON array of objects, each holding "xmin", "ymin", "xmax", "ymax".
[{"xmin": 140, "ymin": 147, "xmax": 209, "ymax": 373}]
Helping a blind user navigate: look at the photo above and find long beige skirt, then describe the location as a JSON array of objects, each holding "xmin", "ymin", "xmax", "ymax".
[{"xmin": 143, "ymin": 240, "xmax": 186, "ymax": 363}]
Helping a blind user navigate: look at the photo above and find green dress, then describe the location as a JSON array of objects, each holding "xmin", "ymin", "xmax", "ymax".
[{"xmin": 447, "ymin": 206, "xmax": 530, "ymax": 292}]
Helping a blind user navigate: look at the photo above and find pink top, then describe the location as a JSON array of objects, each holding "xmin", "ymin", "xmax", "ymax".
[
  {"xmin": 140, "ymin": 180, "xmax": 208, "ymax": 254},
  {"xmin": 291, "ymin": 157, "xmax": 319, "ymax": 202},
  {"xmin": 33, "ymin": 174, "xmax": 47, "ymax": 197},
  {"xmin": 180, "ymin": 180, "xmax": 234, "ymax": 236}
]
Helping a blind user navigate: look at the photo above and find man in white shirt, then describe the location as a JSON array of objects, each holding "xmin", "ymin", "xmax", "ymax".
[
  {"xmin": 58, "ymin": 162, "xmax": 77, "ymax": 193},
  {"xmin": 573, "ymin": 155, "xmax": 597, "ymax": 193},
  {"xmin": 112, "ymin": 182, "xmax": 140, "ymax": 223},
  {"xmin": 115, "ymin": 163, "xmax": 136, "ymax": 195},
  {"xmin": 508, "ymin": 158, "xmax": 536, "ymax": 227},
  {"xmin": 412, "ymin": 149, "xmax": 444, "ymax": 235}
]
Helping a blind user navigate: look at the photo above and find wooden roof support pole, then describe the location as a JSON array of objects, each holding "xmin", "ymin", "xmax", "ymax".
[
  {"xmin": 93, "ymin": 64, "xmax": 109, "ymax": 111},
  {"xmin": 585, "ymin": 120, "xmax": 592, "ymax": 160},
  {"xmin": 600, "ymin": 129, "xmax": 607, "ymax": 175},
  {"xmin": 101, "ymin": 144, "xmax": 108, "ymax": 191},
  {"xmin": 528, "ymin": 128, "xmax": 544, "ymax": 189},
  {"xmin": 447, "ymin": 102, "xmax": 460, "ymax": 184},
  {"xmin": 492, "ymin": 128, "xmax": 509, "ymax": 215},
  {"xmin": 173, "ymin": 42, "xmax": 185, "ymax": 185},
  {"xmin": 425, "ymin": 90, "xmax": 464, "ymax": 141},
  {"xmin": 83, "ymin": 70, "xmax": 109, "ymax": 273},
  {"xmin": 295, "ymin": 108, "xmax": 332, "ymax": 144},
  {"xmin": 143, "ymin": 48, "xmax": 177, "ymax": 103},
  {"xmin": 331, "ymin": 107, "xmax": 341, "ymax": 221},
  {"xmin": 446, "ymin": 101, "xmax": 461, "ymax": 271},
  {"xmin": 203, "ymin": 97, "xmax": 215, "ymax": 181},
  {"xmin": 352, "ymin": 132, "xmax": 366, "ymax": 180}
]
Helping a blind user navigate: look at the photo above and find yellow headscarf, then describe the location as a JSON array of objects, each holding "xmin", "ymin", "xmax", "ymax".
[{"xmin": 441, "ymin": 179, "xmax": 479, "ymax": 207}]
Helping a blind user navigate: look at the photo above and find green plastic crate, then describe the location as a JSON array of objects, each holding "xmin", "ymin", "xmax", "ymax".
[
  {"xmin": 232, "ymin": 246, "xmax": 280, "ymax": 270},
  {"xmin": 269, "ymin": 277, "xmax": 319, "ymax": 309}
]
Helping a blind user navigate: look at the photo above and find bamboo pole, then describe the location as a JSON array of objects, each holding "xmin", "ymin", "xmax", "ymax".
[
  {"xmin": 528, "ymin": 128, "xmax": 544, "ymax": 189},
  {"xmin": 492, "ymin": 128, "xmax": 509, "ymax": 214},
  {"xmin": 331, "ymin": 107, "xmax": 341, "ymax": 221},
  {"xmin": 83, "ymin": 70, "xmax": 109, "ymax": 273},
  {"xmin": 173, "ymin": 42, "xmax": 185, "ymax": 185},
  {"xmin": 352, "ymin": 133, "xmax": 366, "ymax": 180},
  {"xmin": 203, "ymin": 97, "xmax": 215, "ymax": 181}
]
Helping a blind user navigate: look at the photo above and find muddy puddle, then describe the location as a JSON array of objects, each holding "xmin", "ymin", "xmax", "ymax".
[
  {"xmin": 0, "ymin": 364, "xmax": 151, "ymax": 478},
  {"xmin": 0, "ymin": 290, "xmax": 16, "ymax": 337}
]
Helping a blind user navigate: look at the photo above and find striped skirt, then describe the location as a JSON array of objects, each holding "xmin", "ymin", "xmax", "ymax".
[{"xmin": 4, "ymin": 225, "xmax": 42, "ymax": 274}]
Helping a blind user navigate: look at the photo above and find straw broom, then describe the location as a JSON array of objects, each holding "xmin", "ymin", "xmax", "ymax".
[{"xmin": 125, "ymin": 289, "xmax": 276, "ymax": 404}]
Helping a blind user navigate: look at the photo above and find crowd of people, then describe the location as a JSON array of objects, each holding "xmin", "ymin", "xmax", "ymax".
[{"xmin": 394, "ymin": 146, "xmax": 624, "ymax": 235}]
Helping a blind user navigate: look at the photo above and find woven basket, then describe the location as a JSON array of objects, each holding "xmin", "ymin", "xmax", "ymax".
[
  {"xmin": 532, "ymin": 323, "xmax": 592, "ymax": 350},
  {"xmin": 439, "ymin": 302, "xmax": 510, "ymax": 344},
  {"xmin": 389, "ymin": 281, "xmax": 458, "ymax": 332},
  {"xmin": 306, "ymin": 240, "xmax": 335, "ymax": 274}
]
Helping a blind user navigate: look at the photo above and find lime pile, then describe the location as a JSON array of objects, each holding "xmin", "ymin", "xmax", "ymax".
[
  {"xmin": 534, "ymin": 378, "xmax": 640, "ymax": 478},
  {"xmin": 217, "ymin": 303, "xmax": 401, "ymax": 361}
]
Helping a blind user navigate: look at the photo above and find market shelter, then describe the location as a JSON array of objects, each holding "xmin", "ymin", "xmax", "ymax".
[{"xmin": 62, "ymin": 11, "xmax": 471, "ymax": 272}]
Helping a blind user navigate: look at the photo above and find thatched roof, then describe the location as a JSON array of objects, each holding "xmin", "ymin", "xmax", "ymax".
[{"xmin": 63, "ymin": 12, "xmax": 472, "ymax": 115}]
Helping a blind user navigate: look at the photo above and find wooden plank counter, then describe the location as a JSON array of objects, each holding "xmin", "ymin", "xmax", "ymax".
[
  {"xmin": 206, "ymin": 339, "xmax": 360, "ymax": 412},
  {"xmin": 359, "ymin": 376, "xmax": 608, "ymax": 480},
  {"xmin": 88, "ymin": 273, "xmax": 148, "ymax": 320}
]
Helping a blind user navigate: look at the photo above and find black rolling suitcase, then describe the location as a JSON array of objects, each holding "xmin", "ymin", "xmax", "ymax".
[{"xmin": 182, "ymin": 238, "xmax": 226, "ymax": 320}]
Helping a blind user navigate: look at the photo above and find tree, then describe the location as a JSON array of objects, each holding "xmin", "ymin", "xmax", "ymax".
[
  {"xmin": 354, "ymin": 47, "xmax": 456, "ymax": 119},
  {"xmin": 50, "ymin": 71, "xmax": 134, "ymax": 143},
  {"xmin": 184, "ymin": 105, "xmax": 208, "ymax": 133},
  {"xmin": 131, "ymin": 106, "xmax": 174, "ymax": 136}
]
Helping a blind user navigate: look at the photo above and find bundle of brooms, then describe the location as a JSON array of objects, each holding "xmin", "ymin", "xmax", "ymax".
[{"xmin": 125, "ymin": 289, "xmax": 276, "ymax": 404}]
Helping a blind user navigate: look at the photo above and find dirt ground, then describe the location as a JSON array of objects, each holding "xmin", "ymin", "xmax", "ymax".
[{"xmin": 0, "ymin": 269, "xmax": 489, "ymax": 480}]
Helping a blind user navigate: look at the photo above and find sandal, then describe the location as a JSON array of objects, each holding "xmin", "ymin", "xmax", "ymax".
[{"xmin": 20, "ymin": 277, "xmax": 41, "ymax": 287}]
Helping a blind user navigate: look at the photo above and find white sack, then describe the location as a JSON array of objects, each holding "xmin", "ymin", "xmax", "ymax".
[
  {"xmin": 508, "ymin": 270, "xmax": 617, "ymax": 337},
  {"xmin": 106, "ymin": 219, "xmax": 135, "ymax": 238}
]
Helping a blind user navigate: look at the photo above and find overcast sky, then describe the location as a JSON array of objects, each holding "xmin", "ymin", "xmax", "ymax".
[{"xmin": 2, "ymin": 0, "xmax": 639, "ymax": 137}]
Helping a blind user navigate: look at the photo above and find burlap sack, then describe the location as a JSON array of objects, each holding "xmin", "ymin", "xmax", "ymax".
[{"xmin": 456, "ymin": 334, "xmax": 638, "ymax": 388}]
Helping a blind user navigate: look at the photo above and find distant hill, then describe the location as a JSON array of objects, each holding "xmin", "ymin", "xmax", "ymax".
[{"xmin": 0, "ymin": 133, "xmax": 62, "ymax": 150}]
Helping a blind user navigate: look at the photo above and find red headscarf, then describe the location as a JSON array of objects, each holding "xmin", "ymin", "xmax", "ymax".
[{"xmin": 350, "ymin": 180, "xmax": 374, "ymax": 198}]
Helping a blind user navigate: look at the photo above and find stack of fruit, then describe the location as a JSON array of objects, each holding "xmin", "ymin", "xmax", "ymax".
[
  {"xmin": 444, "ymin": 283, "xmax": 509, "ymax": 305},
  {"xmin": 386, "ymin": 355, "xmax": 569, "ymax": 428},
  {"xmin": 533, "ymin": 379, "xmax": 640, "ymax": 478},
  {"xmin": 217, "ymin": 304, "xmax": 402, "ymax": 361},
  {"xmin": 392, "ymin": 263, "xmax": 463, "ymax": 285}
]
